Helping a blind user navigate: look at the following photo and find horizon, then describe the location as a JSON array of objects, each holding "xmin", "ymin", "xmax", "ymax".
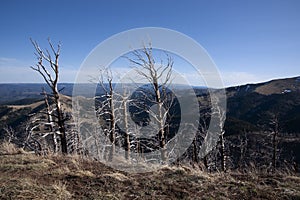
[
  {"xmin": 0, "ymin": 74, "xmax": 299, "ymax": 89},
  {"xmin": 0, "ymin": 0, "xmax": 299, "ymax": 87}
]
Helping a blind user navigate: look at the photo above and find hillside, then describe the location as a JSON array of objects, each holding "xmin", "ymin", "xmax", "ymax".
[
  {"xmin": 225, "ymin": 76, "xmax": 300, "ymax": 134},
  {"xmin": 0, "ymin": 147, "xmax": 299, "ymax": 200},
  {"xmin": 0, "ymin": 77, "xmax": 300, "ymax": 199},
  {"xmin": 0, "ymin": 76, "xmax": 300, "ymax": 170},
  {"xmin": 0, "ymin": 94, "xmax": 72, "ymax": 139}
]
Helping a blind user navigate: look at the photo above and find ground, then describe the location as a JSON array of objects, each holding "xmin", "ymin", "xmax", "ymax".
[{"xmin": 0, "ymin": 144, "xmax": 300, "ymax": 200}]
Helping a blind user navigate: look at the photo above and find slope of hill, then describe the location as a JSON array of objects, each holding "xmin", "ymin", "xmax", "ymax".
[
  {"xmin": 0, "ymin": 77, "xmax": 300, "ymax": 199},
  {"xmin": 226, "ymin": 76, "xmax": 300, "ymax": 97},
  {"xmin": 225, "ymin": 76, "xmax": 300, "ymax": 134},
  {"xmin": 0, "ymin": 76, "xmax": 300, "ymax": 170},
  {"xmin": 0, "ymin": 94, "xmax": 72, "ymax": 139},
  {"xmin": 0, "ymin": 150, "xmax": 299, "ymax": 200}
]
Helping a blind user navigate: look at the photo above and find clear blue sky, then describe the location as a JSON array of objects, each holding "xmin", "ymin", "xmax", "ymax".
[{"xmin": 0, "ymin": 0, "xmax": 299, "ymax": 86}]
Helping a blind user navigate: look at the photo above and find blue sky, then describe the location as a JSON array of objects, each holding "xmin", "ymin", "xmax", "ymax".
[{"xmin": 0, "ymin": 0, "xmax": 299, "ymax": 86}]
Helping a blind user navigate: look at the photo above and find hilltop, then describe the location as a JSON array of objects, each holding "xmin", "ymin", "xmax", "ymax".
[{"xmin": 0, "ymin": 145, "xmax": 299, "ymax": 199}]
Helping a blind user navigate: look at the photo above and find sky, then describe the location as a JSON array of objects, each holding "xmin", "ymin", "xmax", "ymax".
[{"xmin": 0, "ymin": 0, "xmax": 299, "ymax": 87}]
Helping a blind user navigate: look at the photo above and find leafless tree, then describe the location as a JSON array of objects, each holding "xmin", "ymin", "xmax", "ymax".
[
  {"xmin": 210, "ymin": 93, "xmax": 227, "ymax": 172},
  {"xmin": 96, "ymin": 68, "xmax": 117, "ymax": 161},
  {"xmin": 120, "ymin": 89, "xmax": 131, "ymax": 160},
  {"xmin": 126, "ymin": 44, "xmax": 173, "ymax": 163},
  {"xmin": 3, "ymin": 126, "xmax": 17, "ymax": 144},
  {"xmin": 269, "ymin": 113, "xmax": 280, "ymax": 171},
  {"xmin": 23, "ymin": 115, "xmax": 45, "ymax": 154},
  {"xmin": 30, "ymin": 38, "xmax": 68, "ymax": 154},
  {"xmin": 41, "ymin": 88, "xmax": 58, "ymax": 152}
]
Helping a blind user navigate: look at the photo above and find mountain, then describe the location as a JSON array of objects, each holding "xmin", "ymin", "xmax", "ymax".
[
  {"xmin": 223, "ymin": 76, "xmax": 300, "ymax": 167},
  {"xmin": 0, "ymin": 83, "xmax": 74, "ymax": 105},
  {"xmin": 225, "ymin": 76, "xmax": 300, "ymax": 134},
  {"xmin": 1, "ymin": 76, "xmax": 300, "ymax": 135},
  {"xmin": 0, "ymin": 76, "xmax": 299, "ymax": 168}
]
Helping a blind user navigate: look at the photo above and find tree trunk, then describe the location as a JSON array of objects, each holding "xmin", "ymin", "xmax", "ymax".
[
  {"xmin": 203, "ymin": 155, "xmax": 208, "ymax": 171},
  {"xmin": 123, "ymin": 97, "xmax": 130, "ymax": 160},
  {"xmin": 108, "ymin": 81, "xmax": 115, "ymax": 161},
  {"xmin": 220, "ymin": 131, "xmax": 226, "ymax": 172},
  {"xmin": 54, "ymin": 92, "xmax": 67, "ymax": 154},
  {"xmin": 193, "ymin": 138, "xmax": 198, "ymax": 163},
  {"xmin": 272, "ymin": 130, "xmax": 278, "ymax": 170},
  {"xmin": 154, "ymin": 83, "xmax": 167, "ymax": 163},
  {"xmin": 42, "ymin": 89, "xmax": 58, "ymax": 153}
]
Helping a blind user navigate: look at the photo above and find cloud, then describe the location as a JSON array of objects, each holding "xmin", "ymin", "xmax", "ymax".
[
  {"xmin": 220, "ymin": 71, "xmax": 268, "ymax": 87},
  {"xmin": 0, "ymin": 57, "xmax": 80, "ymax": 83},
  {"xmin": 0, "ymin": 57, "xmax": 18, "ymax": 63},
  {"xmin": 0, "ymin": 57, "xmax": 36, "ymax": 83}
]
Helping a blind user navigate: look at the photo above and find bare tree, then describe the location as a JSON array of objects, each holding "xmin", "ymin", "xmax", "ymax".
[
  {"xmin": 269, "ymin": 113, "xmax": 280, "ymax": 171},
  {"xmin": 127, "ymin": 44, "xmax": 173, "ymax": 163},
  {"xmin": 120, "ymin": 89, "xmax": 131, "ymax": 160},
  {"xmin": 41, "ymin": 88, "xmax": 59, "ymax": 152},
  {"xmin": 3, "ymin": 126, "xmax": 17, "ymax": 144},
  {"xmin": 210, "ymin": 94, "xmax": 227, "ymax": 172},
  {"xmin": 30, "ymin": 38, "xmax": 68, "ymax": 154},
  {"xmin": 23, "ymin": 116, "xmax": 45, "ymax": 154},
  {"xmin": 96, "ymin": 68, "xmax": 117, "ymax": 161}
]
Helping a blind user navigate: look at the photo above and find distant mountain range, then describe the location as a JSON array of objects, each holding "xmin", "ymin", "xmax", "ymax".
[
  {"xmin": 1, "ymin": 76, "xmax": 300, "ymax": 135},
  {"xmin": 0, "ymin": 76, "xmax": 299, "ymax": 167},
  {"xmin": 0, "ymin": 83, "xmax": 74, "ymax": 104},
  {"xmin": 0, "ymin": 83, "xmax": 207, "ymax": 105}
]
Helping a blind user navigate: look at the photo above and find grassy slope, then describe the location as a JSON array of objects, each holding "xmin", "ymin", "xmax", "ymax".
[{"xmin": 0, "ymin": 146, "xmax": 300, "ymax": 200}]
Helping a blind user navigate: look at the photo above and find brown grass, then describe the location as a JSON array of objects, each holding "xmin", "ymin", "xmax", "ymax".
[
  {"xmin": 0, "ymin": 153, "xmax": 299, "ymax": 199},
  {"xmin": 0, "ymin": 141, "xmax": 24, "ymax": 155},
  {"xmin": 255, "ymin": 78, "xmax": 299, "ymax": 95},
  {"xmin": 7, "ymin": 100, "xmax": 44, "ymax": 110}
]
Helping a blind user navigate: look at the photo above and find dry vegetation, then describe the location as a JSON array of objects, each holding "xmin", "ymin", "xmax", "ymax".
[
  {"xmin": 255, "ymin": 77, "xmax": 300, "ymax": 95},
  {"xmin": 0, "ymin": 144, "xmax": 299, "ymax": 200}
]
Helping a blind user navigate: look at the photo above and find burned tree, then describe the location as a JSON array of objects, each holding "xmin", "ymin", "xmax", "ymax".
[
  {"xmin": 30, "ymin": 38, "xmax": 68, "ymax": 154},
  {"xmin": 120, "ymin": 89, "xmax": 131, "ymax": 160},
  {"xmin": 212, "ymin": 95, "xmax": 227, "ymax": 172},
  {"xmin": 96, "ymin": 68, "xmax": 117, "ymax": 161},
  {"xmin": 269, "ymin": 113, "xmax": 280, "ymax": 171},
  {"xmin": 198, "ymin": 92, "xmax": 227, "ymax": 172},
  {"xmin": 127, "ymin": 45, "xmax": 174, "ymax": 163}
]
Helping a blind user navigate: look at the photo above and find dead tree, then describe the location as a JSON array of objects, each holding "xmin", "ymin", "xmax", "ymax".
[
  {"xmin": 30, "ymin": 38, "xmax": 68, "ymax": 154},
  {"xmin": 211, "ymin": 94, "xmax": 227, "ymax": 172},
  {"xmin": 120, "ymin": 89, "xmax": 131, "ymax": 160},
  {"xmin": 41, "ymin": 88, "xmax": 58, "ymax": 153},
  {"xmin": 269, "ymin": 113, "xmax": 280, "ymax": 171},
  {"xmin": 127, "ymin": 44, "xmax": 173, "ymax": 163},
  {"xmin": 3, "ymin": 126, "xmax": 16, "ymax": 144},
  {"xmin": 23, "ymin": 116, "xmax": 44, "ymax": 154},
  {"xmin": 97, "ymin": 68, "xmax": 117, "ymax": 161}
]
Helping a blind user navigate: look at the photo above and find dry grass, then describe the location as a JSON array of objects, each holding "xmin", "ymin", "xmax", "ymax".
[
  {"xmin": 102, "ymin": 172, "xmax": 129, "ymax": 181},
  {"xmin": 255, "ymin": 77, "xmax": 299, "ymax": 95},
  {"xmin": 7, "ymin": 100, "xmax": 44, "ymax": 110},
  {"xmin": 52, "ymin": 181, "xmax": 72, "ymax": 199},
  {"xmin": 0, "ymin": 141, "xmax": 24, "ymax": 155},
  {"xmin": 0, "ymin": 153, "xmax": 299, "ymax": 199}
]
